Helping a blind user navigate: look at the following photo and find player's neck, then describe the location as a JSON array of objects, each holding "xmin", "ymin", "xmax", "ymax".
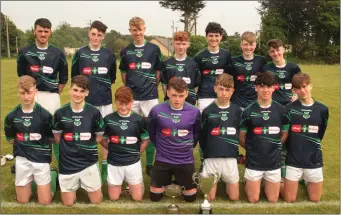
[
  {"xmin": 71, "ymin": 101, "xmax": 85, "ymax": 112},
  {"xmin": 243, "ymin": 53, "xmax": 254, "ymax": 60},
  {"xmin": 300, "ymin": 97, "xmax": 314, "ymax": 106},
  {"xmin": 273, "ymin": 58, "xmax": 286, "ymax": 68},
  {"xmin": 134, "ymin": 39, "xmax": 145, "ymax": 46},
  {"xmin": 215, "ymin": 99, "xmax": 230, "ymax": 108},
  {"xmin": 208, "ymin": 46, "xmax": 219, "ymax": 53},
  {"xmin": 175, "ymin": 53, "xmax": 187, "ymax": 61},
  {"xmin": 257, "ymin": 98, "xmax": 272, "ymax": 108},
  {"xmin": 21, "ymin": 102, "xmax": 35, "ymax": 113},
  {"xmin": 35, "ymin": 41, "xmax": 48, "ymax": 50},
  {"xmin": 89, "ymin": 43, "xmax": 101, "ymax": 51}
]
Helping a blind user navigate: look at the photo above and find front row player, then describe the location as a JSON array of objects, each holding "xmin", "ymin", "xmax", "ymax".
[
  {"xmin": 200, "ymin": 74, "xmax": 242, "ymax": 201},
  {"xmin": 239, "ymin": 71, "xmax": 290, "ymax": 203},
  {"xmin": 284, "ymin": 73, "xmax": 329, "ymax": 203},
  {"xmin": 102, "ymin": 86, "xmax": 149, "ymax": 201},
  {"xmin": 4, "ymin": 76, "xmax": 57, "ymax": 205},
  {"xmin": 148, "ymin": 77, "xmax": 200, "ymax": 202},
  {"xmin": 52, "ymin": 75, "xmax": 105, "ymax": 206}
]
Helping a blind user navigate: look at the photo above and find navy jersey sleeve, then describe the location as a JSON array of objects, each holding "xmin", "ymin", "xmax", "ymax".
[
  {"xmin": 139, "ymin": 117, "xmax": 149, "ymax": 140},
  {"xmin": 43, "ymin": 111, "xmax": 54, "ymax": 138},
  {"xmin": 224, "ymin": 51, "xmax": 233, "ymax": 74},
  {"xmin": 261, "ymin": 57, "xmax": 267, "ymax": 72},
  {"xmin": 71, "ymin": 51, "xmax": 80, "ymax": 78},
  {"xmin": 319, "ymin": 107, "xmax": 329, "ymax": 140},
  {"xmin": 4, "ymin": 113, "xmax": 15, "ymax": 141},
  {"xmin": 17, "ymin": 49, "xmax": 26, "ymax": 77},
  {"xmin": 295, "ymin": 64, "xmax": 301, "ymax": 74},
  {"xmin": 282, "ymin": 106, "xmax": 291, "ymax": 131},
  {"xmin": 147, "ymin": 109, "xmax": 157, "ymax": 145},
  {"xmin": 109, "ymin": 52, "xmax": 117, "ymax": 83},
  {"xmin": 119, "ymin": 48, "xmax": 128, "ymax": 73},
  {"xmin": 154, "ymin": 46, "xmax": 163, "ymax": 71},
  {"xmin": 199, "ymin": 108, "xmax": 209, "ymax": 151},
  {"xmin": 236, "ymin": 107, "xmax": 243, "ymax": 131},
  {"xmin": 58, "ymin": 52, "xmax": 68, "ymax": 84},
  {"xmin": 194, "ymin": 64, "xmax": 201, "ymax": 87},
  {"xmin": 193, "ymin": 110, "xmax": 201, "ymax": 147},
  {"xmin": 103, "ymin": 116, "xmax": 109, "ymax": 139},
  {"xmin": 160, "ymin": 64, "xmax": 168, "ymax": 86},
  {"xmin": 240, "ymin": 109, "xmax": 249, "ymax": 132},
  {"xmin": 52, "ymin": 111, "xmax": 63, "ymax": 133},
  {"xmin": 93, "ymin": 110, "xmax": 104, "ymax": 135}
]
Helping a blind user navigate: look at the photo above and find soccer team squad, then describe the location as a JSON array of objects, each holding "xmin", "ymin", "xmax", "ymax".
[{"xmin": 5, "ymin": 16, "xmax": 329, "ymax": 206}]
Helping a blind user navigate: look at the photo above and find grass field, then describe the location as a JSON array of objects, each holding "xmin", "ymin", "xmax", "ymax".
[{"xmin": 1, "ymin": 59, "xmax": 340, "ymax": 214}]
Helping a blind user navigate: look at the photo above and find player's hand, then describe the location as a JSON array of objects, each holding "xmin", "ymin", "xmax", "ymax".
[
  {"xmin": 8, "ymin": 139, "xmax": 14, "ymax": 144},
  {"xmin": 291, "ymin": 95, "xmax": 298, "ymax": 102}
]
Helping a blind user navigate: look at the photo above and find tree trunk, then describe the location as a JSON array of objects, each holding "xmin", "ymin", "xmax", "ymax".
[{"xmin": 183, "ymin": 11, "xmax": 190, "ymax": 32}]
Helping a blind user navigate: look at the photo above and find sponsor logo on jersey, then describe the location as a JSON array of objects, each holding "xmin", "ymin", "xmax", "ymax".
[
  {"xmin": 98, "ymin": 67, "xmax": 108, "ymax": 74},
  {"xmin": 29, "ymin": 133, "xmax": 42, "ymax": 141},
  {"xmin": 177, "ymin": 65, "xmax": 184, "ymax": 72},
  {"xmin": 42, "ymin": 66, "xmax": 53, "ymax": 74},
  {"xmin": 291, "ymin": 124, "xmax": 302, "ymax": 132},
  {"xmin": 291, "ymin": 124, "xmax": 318, "ymax": 133},
  {"xmin": 268, "ymin": 126, "xmax": 280, "ymax": 134},
  {"xmin": 126, "ymin": 136, "xmax": 138, "ymax": 144},
  {"xmin": 30, "ymin": 65, "xmax": 40, "ymax": 73},
  {"xmin": 178, "ymin": 129, "xmax": 189, "ymax": 137},
  {"xmin": 308, "ymin": 125, "xmax": 319, "ymax": 133},
  {"xmin": 285, "ymin": 83, "xmax": 292, "ymax": 90},
  {"xmin": 237, "ymin": 75, "xmax": 245, "ymax": 82},
  {"xmin": 64, "ymin": 133, "xmax": 73, "ymax": 141},
  {"xmin": 202, "ymin": 69, "xmax": 211, "ymax": 75},
  {"xmin": 263, "ymin": 112, "xmax": 270, "ymax": 120},
  {"xmin": 253, "ymin": 127, "xmax": 271, "ymax": 135},
  {"xmin": 274, "ymin": 83, "xmax": 280, "ymax": 90},
  {"xmin": 182, "ymin": 77, "xmax": 191, "ymax": 84},
  {"xmin": 211, "ymin": 127, "xmax": 237, "ymax": 136},
  {"xmin": 226, "ymin": 127, "xmax": 237, "ymax": 135},
  {"xmin": 161, "ymin": 128, "xmax": 172, "ymax": 137},
  {"xmin": 250, "ymin": 75, "xmax": 257, "ymax": 81},
  {"xmin": 141, "ymin": 62, "xmax": 151, "ymax": 69},
  {"xmin": 80, "ymin": 132, "xmax": 91, "ymax": 140},
  {"xmin": 23, "ymin": 119, "xmax": 31, "ymax": 127},
  {"xmin": 110, "ymin": 136, "xmax": 119, "ymax": 144},
  {"xmin": 16, "ymin": 133, "xmax": 24, "ymax": 141},
  {"xmin": 120, "ymin": 122, "xmax": 128, "ymax": 130},
  {"xmin": 215, "ymin": 69, "xmax": 224, "ymax": 74},
  {"xmin": 74, "ymin": 119, "xmax": 81, "ymax": 126},
  {"xmin": 129, "ymin": 62, "xmax": 136, "ymax": 70},
  {"xmin": 82, "ymin": 67, "xmax": 92, "ymax": 75},
  {"xmin": 211, "ymin": 127, "xmax": 220, "ymax": 136}
]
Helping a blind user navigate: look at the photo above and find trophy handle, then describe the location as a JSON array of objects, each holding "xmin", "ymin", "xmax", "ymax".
[{"xmin": 192, "ymin": 172, "xmax": 200, "ymax": 186}]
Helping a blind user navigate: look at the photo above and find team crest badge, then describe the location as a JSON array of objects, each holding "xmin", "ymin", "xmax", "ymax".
[
  {"xmin": 92, "ymin": 55, "xmax": 99, "ymax": 62},
  {"xmin": 23, "ymin": 119, "xmax": 31, "ymax": 127},
  {"xmin": 221, "ymin": 113, "xmax": 228, "ymax": 121},
  {"xmin": 212, "ymin": 57, "xmax": 218, "ymax": 64},
  {"xmin": 172, "ymin": 115, "xmax": 180, "ymax": 123},
  {"xmin": 38, "ymin": 53, "xmax": 45, "ymax": 60},
  {"xmin": 278, "ymin": 71, "xmax": 286, "ymax": 79},
  {"xmin": 303, "ymin": 111, "xmax": 310, "ymax": 119},
  {"xmin": 136, "ymin": 50, "xmax": 143, "ymax": 57},
  {"xmin": 177, "ymin": 65, "xmax": 184, "ymax": 72},
  {"xmin": 74, "ymin": 119, "xmax": 81, "ymax": 126},
  {"xmin": 245, "ymin": 63, "xmax": 252, "ymax": 70},
  {"xmin": 263, "ymin": 113, "xmax": 270, "ymax": 120},
  {"xmin": 120, "ymin": 122, "xmax": 128, "ymax": 130}
]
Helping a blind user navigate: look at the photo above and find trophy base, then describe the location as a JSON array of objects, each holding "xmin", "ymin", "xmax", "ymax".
[
  {"xmin": 166, "ymin": 204, "xmax": 180, "ymax": 214},
  {"xmin": 199, "ymin": 208, "xmax": 212, "ymax": 214}
]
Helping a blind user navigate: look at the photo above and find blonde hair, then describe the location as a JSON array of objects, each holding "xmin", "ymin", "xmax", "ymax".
[
  {"xmin": 241, "ymin": 31, "xmax": 256, "ymax": 43},
  {"xmin": 215, "ymin": 74, "xmax": 234, "ymax": 88},
  {"xmin": 18, "ymin": 75, "xmax": 36, "ymax": 92},
  {"xmin": 129, "ymin": 17, "xmax": 145, "ymax": 27}
]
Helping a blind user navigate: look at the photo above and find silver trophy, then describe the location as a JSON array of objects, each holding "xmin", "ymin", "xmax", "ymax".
[
  {"xmin": 164, "ymin": 184, "xmax": 184, "ymax": 214},
  {"xmin": 193, "ymin": 172, "xmax": 219, "ymax": 214}
]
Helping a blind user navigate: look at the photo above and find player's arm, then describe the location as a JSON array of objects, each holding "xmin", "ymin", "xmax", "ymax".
[
  {"xmin": 155, "ymin": 46, "xmax": 163, "ymax": 86},
  {"xmin": 4, "ymin": 114, "xmax": 15, "ymax": 144},
  {"xmin": 193, "ymin": 111, "xmax": 201, "ymax": 148},
  {"xmin": 239, "ymin": 109, "xmax": 249, "ymax": 148},
  {"xmin": 319, "ymin": 107, "xmax": 329, "ymax": 140},
  {"xmin": 281, "ymin": 107, "xmax": 291, "ymax": 144},
  {"xmin": 224, "ymin": 51, "xmax": 233, "ymax": 74},
  {"xmin": 71, "ymin": 51, "xmax": 80, "ymax": 78},
  {"xmin": 52, "ymin": 111, "xmax": 63, "ymax": 144},
  {"xmin": 43, "ymin": 111, "xmax": 55, "ymax": 143},
  {"xmin": 139, "ymin": 118, "xmax": 150, "ymax": 153},
  {"xmin": 147, "ymin": 109, "xmax": 157, "ymax": 146},
  {"xmin": 119, "ymin": 48, "xmax": 128, "ymax": 85},
  {"xmin": 199, "ymin": 109, "xmax": 209, "ymax": 151},
  {"xmin": 160, "ymin": 66, "xmax": 168, "ymax": 96},
  {"xmin": 109, "ymin": 51, "xmax": 117, "ymax": 84},
  {"xmin": 94, "ymin": 111, "xmax": 105, "ymax": 143},
  {"xmin": 17, "ymin": 49, "xmax": 26, "ymax": 77},
  {"xmin": 100, "ymin": 117, "xmax": 110, "ymax": 150},
  {"xmin": 58, "ymin": 52, "xmax": 69, "ymax": 94}
]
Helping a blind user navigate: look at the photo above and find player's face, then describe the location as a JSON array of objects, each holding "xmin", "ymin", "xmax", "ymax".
[
  {"xmin": 167, "ymin": 88, "xmax": 188, "ymax": 109},
  {"xmin": 293, "ymin": 83, "xmax": 313, "ymax": 100},
  {"xmin": 69, "ymin": 85, "xmax": 89, "ymax": 104},
  {"xmin": 88, "ymin": 28, "xmax": 105, "ymax": 47},
  {"xmin": 18, "ymin": 86, "xmax": 37, "ymax": 105},
  {"xmin": 173, "ymin": 40, "xmax": 189, "ymax": 56},
  {"xmin": 255, "ymin": 85, "xmax": 275, "ymax": 100},
  {"xmin": 214, "ymin": 85, "xmax": 234, "ymax": 103},
  {"xmin": 34, "ymin": 25, "xmax": 51, "ymax": 45},
  {"xmin": 116, "ymin": 101, "xmax": 133, "ymax": 116},
  {"xmin": 268, "ymin": 46, "xmax": 285, "ymax": 62},
  {"xmin": 129, "ymin": 24, "xmax": 146, "ymax": 43},
  {"xmin": 240, "ymin": 40, "xmax": 256, "ymax": 56},
  {"xmin": 206, "ymin": 32, "xmax": 222, "ymax": 49}
]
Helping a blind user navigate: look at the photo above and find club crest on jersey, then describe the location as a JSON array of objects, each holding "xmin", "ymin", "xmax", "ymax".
[
  {"xmin": 211, "ymin": 57, "xmax": 219, "ymax": 64},
  {"xmin": 136, "ymin": 50, "xmax": 143, "ymax": 57},
  {"xmin": 74, "ymin": 119, "xmax": 81, "ymax": 126},
  {"xmin": 92, "ymin": 55, "xmax": 99, "ymax": 62},
  {"xmin": 277, "ymin": 70, "xmax": 286, "ymax": 79},
  {"xmin": 303, "ymin": 111, "xmax": 310, "ymax": 119},
  {"xmin": 172, "ymin": 115, "xmax": 180, "ymax": 123},
  {"xmin": 120, "ymin": 122, "xmax": 128, "ymax": 130},
  {"xmin": 177, "ymin": 65, "xmax": 184, "ymax": 72},
  {"xmin": 38, "ymin": 53, "xmax": 46, "ymax": 60},
  {"xmin": 221, "ymin": 113, "xmax": 228, "ymax": 121},
  {"xmin": 245, "ymin": 63, "xmax": 252, "ymax": 70},
  {"xmin": 263, "ymin": 113, "xmax": 270, "ymax": 120},
  {"xmin": 23, "ymin": 119, "xmax": 31, "ymax": 127}
]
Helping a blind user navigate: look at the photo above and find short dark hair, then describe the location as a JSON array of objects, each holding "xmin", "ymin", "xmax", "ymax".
[
  {"xmin": 267, "ymin": 39, "xmax": 284, "ymax": 49},
  {"xmin": 254, "ymin": 72, "xmax": 277, "ymax": 86},
  {"xmin": 34, "ymin": 18, "xmax": 52, "ymax": 29},
  {"xmin": 205, "ymin": 22, "xmax": 223, "ymax": 36},
  {"xmin": 90, "ymin": 20, "xmax": 108, "ymax": 33},
  {"xmin": 168, "ymin": 77, "xmax": 188, "ymax": 93},
  {"xmin": 71, "ymin": 75, "xmax": 90, "ymax": 90},
  {"xmin": 292, "ymin": 72, "xmax": 310, "ymax": 88}
]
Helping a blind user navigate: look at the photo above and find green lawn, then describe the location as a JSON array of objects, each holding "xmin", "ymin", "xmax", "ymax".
[{"xmin": 1, "ymin": 59, "xmax": 339, "ymax": 213}]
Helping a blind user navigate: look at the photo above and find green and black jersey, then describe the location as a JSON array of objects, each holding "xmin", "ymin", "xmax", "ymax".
[
  {"xmin": 104, "ymin": 111, "xmax": 149, "ymax": 166},
  {"xmin": 17, "ymin": 44, "xmax": 68, "ymax": 93},
  {"xmin": 52, "ymin": 103, "xmax": 104, "ymax": 174},
  {"xmin": 194, "ymin": 48, "xmax": 232, "ymax": 99},
  {"xmin": 71, "ymin": 46, "xmax": 117, "ymax": 106},
  {"xmin": 4, "ymin": 103, "xmax": 53, "ymax": 163},
  {"xmin": 161, "ymin": 56, "xmax": 201, "ymax": 105},
  {"xmin": 119, "ymin": 40, "xmax": 163, "ymax": 100},
  {"xmin": 264, "ymin": 61, "xmax": 301, "ymax": 105},
  {"xmin": 200, "ymin": 102, "xmax": 242, "ymax": 159},
  {"xmin": 286, "ymin": 100, "xmax": 329, "ymax": 168},
  {"xmin": 230, "ymin": 55, "xmax": 267, "ymax": 108},
  {"xmin": 240, "ymin": 101, "xmax": 290, "ymax": 170}
]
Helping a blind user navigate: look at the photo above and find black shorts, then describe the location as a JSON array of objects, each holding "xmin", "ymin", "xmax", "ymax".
[{"xmin": 150, "ymin": 160, "xmax": 197, "ymax": 190}]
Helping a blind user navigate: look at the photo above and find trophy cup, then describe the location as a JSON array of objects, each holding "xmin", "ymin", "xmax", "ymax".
[
  {"xmin": 193, "ymin": 172, "xmax": 219, "ymax": 214},
  {"xmin": 164, "ymin": 184, "xmax": 184, "ymax": 214}
]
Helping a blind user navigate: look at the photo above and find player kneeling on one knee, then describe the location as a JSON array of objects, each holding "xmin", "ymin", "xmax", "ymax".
[
  {"xmin": 200, "ymin": 74, "xmax": 241, "ymax": 201},
  {"xmin": 102, "ymin": 86, "xmax": 149, "ymax": 201},
  {"xmin": 148, "ymin": 77, "xmax": 200, "ymax": 202},
  {"xmin": 5, "ymin": 76, "xmax": 55, "ymax": 205},
  {"xmin": 239, "ymin": 72, "xmax": 290, "ymax": 203},
  {"xmin": 284, "ymin": 73, "xmax": 328, "ymax": 203},
  {"xmin": 52, "ymin": 76, "xmax": 105, "ymax": 206}
]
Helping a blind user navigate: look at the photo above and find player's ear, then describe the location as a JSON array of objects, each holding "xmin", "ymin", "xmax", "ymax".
[
  {"xmin": 213, "ymin": 85, "xmax": 218, "ymax": 94},
  {"xmin": 85, "ymin": 90, "xmax": 89, "ymax": 97}
]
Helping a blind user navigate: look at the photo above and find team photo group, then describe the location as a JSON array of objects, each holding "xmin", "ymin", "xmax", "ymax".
[{"xmin": 5, "ymin": 15, "xmax": 329, "ymax": 209}]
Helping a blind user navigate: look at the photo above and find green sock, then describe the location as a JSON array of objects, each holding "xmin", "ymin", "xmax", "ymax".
[
  {"xmin": 50, "ymin": 169, "xmax": 57, "ymax": 195},
  {"xmin": 32, "ymin": 181, "xmax": 37, "ymax": 195},
  {"xmin": 53, "ymin": 143, "xmax": 60, "ymax": 163},
  {"xmin": 146, "ymin": 142, "xmax": 155, "ymax": 166},
  {"xmin": 101, "ymin": 160, "xmax": 108, "ymax": 183}
]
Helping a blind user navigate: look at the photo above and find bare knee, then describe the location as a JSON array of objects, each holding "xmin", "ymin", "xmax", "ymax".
[
  {"xmin": 38, "ymin": 198, "xmax": 51, "ymax": 205},
  {"xmin": 228, "ymin": 193, "xmax": 239, "ymax": 201},
  {"xmin": 132, "ymin": 194, "xmax": 143, "ymax": 201},
  {"xmin": 247, "ymin": 195, "xmax": 259, "ymax": 203},
  {"xmin": 267, "ymin": 196, "xmax": 279, "ymax": 203},
  {"xmin": 309, "ymin": 195, "xmax": 321, "ymax": 202},
  {"xmin": 17, "ymin": 196, "xmax": 30, "ymax": 204},
  {"xmin": 62, "ymin": 199, "xmax": 75, "ymax": 206},
  {"xmin": 284, "ymin": 195, "xmax": 296, "ymax": 203},
  {"xmin": 90, "ymin": 197, "xmax": 102, "ymax": 204},
  {"xmin": 109, "ymin": 195, "xmax": 120, "ymax": 201}
]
